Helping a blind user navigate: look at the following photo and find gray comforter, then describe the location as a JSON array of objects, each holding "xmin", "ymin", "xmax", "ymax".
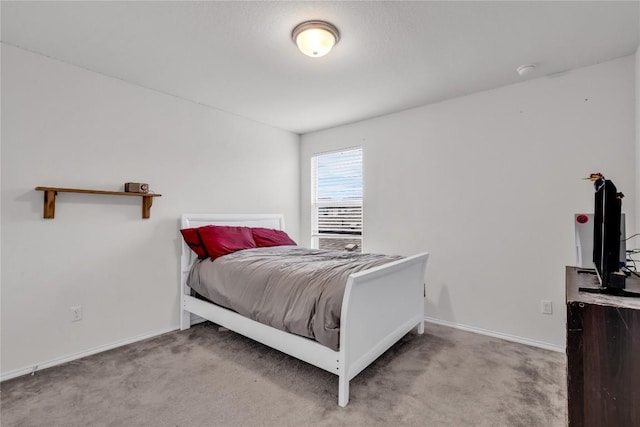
[{"xmin": 187, "ymin": 246, "xmax": 401, "ymax": 351}]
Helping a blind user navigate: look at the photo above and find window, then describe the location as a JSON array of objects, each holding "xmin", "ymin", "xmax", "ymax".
[{"xmin": 311, "ymin": 147, "xmax": 363, "ymax": 252}]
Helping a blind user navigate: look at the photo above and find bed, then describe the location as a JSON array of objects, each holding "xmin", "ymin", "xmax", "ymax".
[{"xmin": 180, "ymin": 213, "xmax": 429, "ymax": 407}]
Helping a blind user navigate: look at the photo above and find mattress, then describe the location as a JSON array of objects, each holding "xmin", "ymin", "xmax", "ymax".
[{"xmin": 187, "ymin": 246, "xmax": 401, "ymax": 350}]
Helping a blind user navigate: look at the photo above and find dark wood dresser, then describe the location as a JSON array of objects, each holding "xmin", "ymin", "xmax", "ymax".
[{"xmin": 566, "ymin": 266, "xmax": 640, "ymax": 427}]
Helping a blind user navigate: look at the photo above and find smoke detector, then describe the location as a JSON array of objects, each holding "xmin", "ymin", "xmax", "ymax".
[{"xmin": 516, "ymin": 64, "xmax": 537, "ymax": 77}]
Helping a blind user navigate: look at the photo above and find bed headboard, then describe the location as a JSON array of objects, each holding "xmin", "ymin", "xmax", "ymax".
[{"xmin": 180, "ymin": 213, "xmax": 286, "ymax": 272}]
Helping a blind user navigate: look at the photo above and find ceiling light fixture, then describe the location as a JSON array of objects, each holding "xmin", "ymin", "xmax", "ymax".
[{"xmin": 292, "ymin": 20, "xmax": 340, "ymax": 58}]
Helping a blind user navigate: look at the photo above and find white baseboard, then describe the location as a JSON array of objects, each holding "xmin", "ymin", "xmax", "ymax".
[
  {"xmin": 1, "ymin": 326, "xmax": 177, "ymax": 382},
  {"xmin": 424, "ymin": 317, "xmax": 565, "ymax": 353},
  {"xmin": 1, "ymin": 317, "xmax": 563, "ymax": 382}
]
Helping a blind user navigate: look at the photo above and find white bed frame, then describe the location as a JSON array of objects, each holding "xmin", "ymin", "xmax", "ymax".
[{"xmin": 180, "ymin": 213, "xmax": 429, "ymax": 407}]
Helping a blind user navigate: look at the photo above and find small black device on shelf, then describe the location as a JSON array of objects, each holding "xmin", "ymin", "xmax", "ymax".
[{"xmin": 124, "ymin": 182, "xmax": 149, "ymax": 193}]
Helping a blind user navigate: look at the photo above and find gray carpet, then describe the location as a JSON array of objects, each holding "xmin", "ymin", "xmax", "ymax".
[{"xmin": 1, "ymin": 322, "xmax": 567, "ymax": 426}]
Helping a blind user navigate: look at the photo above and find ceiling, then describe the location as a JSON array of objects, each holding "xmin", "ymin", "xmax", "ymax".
[{"xmin": 2, "ymin": 1, "xmax": 639, "ymax": 134}]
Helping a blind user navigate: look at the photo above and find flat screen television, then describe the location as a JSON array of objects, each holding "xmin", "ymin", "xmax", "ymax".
[{"xmin": 580, "ymin": 178, "xmax": 638, "ymax": 297}]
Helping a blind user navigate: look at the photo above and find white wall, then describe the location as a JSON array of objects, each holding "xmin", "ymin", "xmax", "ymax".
[
  {"xmin": 301, "ymin": 56, "xmax": 636, "ymax": 349},
  {"xmin": 1, "ymin": 45, "xmax": 300, "ymax": 377}
]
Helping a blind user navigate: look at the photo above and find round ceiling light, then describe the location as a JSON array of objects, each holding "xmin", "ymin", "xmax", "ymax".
[{"xmin": 292, "ymin": 20, "xmax": 340, "ymax": 58}]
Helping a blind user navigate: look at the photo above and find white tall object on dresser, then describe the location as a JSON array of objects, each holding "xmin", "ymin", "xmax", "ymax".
[{"xmin": 180, "ymin": 213, "xmax": 429, "ymax": 407}]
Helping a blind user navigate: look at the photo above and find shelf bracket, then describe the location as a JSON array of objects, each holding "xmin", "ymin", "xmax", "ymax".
[
  {"xmin": 142, "ymin": 195, "xmax": 153, "ymax": 219},
  {"xmin": 43, "ymin": 190, "xmax": 57, "ymax": 219}
]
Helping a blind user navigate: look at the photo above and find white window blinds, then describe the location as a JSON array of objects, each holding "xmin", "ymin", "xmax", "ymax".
[{"xmin": 311, "ymin": 148, "xmax": 363, "ymax": 251}]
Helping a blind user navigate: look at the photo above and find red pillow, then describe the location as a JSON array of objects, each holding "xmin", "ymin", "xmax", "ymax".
[
  {"xmin": 180, "ymin": 227, "xmax": 208, "ymax": 259},
  {"xmin": 198, "ymin": 226, "xmax": 257, "ymax": 260},
  {"xmin": 252, "ymin": 228, "xmax": 297, "ymax": 247}
]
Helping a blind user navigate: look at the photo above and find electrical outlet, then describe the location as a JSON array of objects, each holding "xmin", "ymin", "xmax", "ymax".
[
  {"xmin": 71, "ymin": 306, "xmax": 82, "ymax": 322},
  {"xmin": 541, "ymin": 300, "xmax": 553, "ymax": 315}
]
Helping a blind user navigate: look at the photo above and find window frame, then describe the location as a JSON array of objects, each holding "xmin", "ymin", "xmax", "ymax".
[{"xmin": 310, "ymin": 147, "xmax": 363, "ymax": 251}]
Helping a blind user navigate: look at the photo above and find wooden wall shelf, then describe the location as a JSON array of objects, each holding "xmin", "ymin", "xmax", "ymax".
[{"xmin": 35, "ymin": 187, "xmax": 162, "ymax": 219}]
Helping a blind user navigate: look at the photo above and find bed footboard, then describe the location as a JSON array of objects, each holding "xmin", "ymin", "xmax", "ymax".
[{"xmin": 338, "ymin": 252, "xmax": 429, "ymax": 406}]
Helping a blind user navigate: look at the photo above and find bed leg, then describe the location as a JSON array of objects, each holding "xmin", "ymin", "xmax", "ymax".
[
  {"xmin": 180, "ymin": 304, "xmax": 191, "ymax": 331},
  {"xmin": 338, "ymin": 375, "xmax": 349, "ymax": 407},
  {"xmin": 417, "ymin": 320, "xmax": 424, "ymax": 334}
]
